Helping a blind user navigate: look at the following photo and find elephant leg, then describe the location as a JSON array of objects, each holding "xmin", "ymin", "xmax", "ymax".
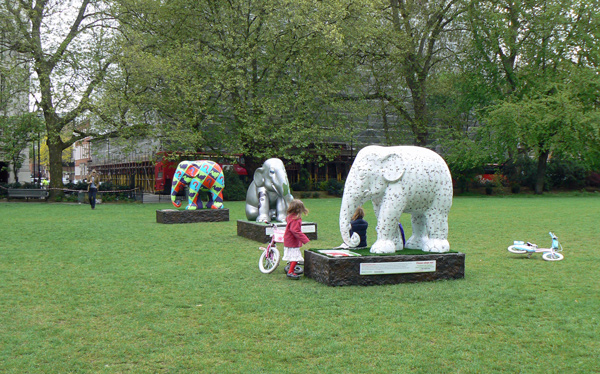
[
  {"xmin": 205, "ymin": 189, "xmax": 214, "ymax": 209},
  {"xmin": 371, "ymin": 193, "xmax": 404, "ymax": 254},
  {"xmin": 210, "ymin": 186, "xmax": 224, "ymax": 209},
  {"xmin": 371, "ymin": 196, "xmax": 382, "ymax": 220},
  {"xmin": 246, "ymin": 204, "xmax": 259, "ymax": 221},
  {"xmin": 245, "ymin": 183, "xmax": 259, "ymax": 220},
  {"xmin": 405, "ymin": 213, "xmax": 427, "ymax": 250},
  {"xmin": 187, "ymin": 180, "xmax": 202, "ymax": 210},
  {"xmin": 422, "ymin": 208, "xmax": 450, "ymax": 253},
  {"xmin": 256, "ymin": 187, "xmax": 270, "ymax": 223},
  {"xmin": 274, "ymin": 197, "xmax": 287, "ymax": 222}
]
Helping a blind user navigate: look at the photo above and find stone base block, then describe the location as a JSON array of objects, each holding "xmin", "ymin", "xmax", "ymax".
[
  {"xmin": 156, "ymin": 209, "xmax": 229, "ymax": 224},
  {"xmin": 237, "ymin": 220, "xmax": 318, "ymax": 243},
  {"xmin": 304, "ymin": 250, "xmax": 465, "ymax": 286}
]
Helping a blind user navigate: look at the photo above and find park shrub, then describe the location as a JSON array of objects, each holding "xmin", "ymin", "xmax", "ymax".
[
  {"xmin": 447, "ymin": 164, "xmax": 480, "ymax": 193},
  {"xmin": 74, "ymin": 181, "xmax": 88, "ymax": 190},
  {"xmin": 587, "ymin": 171, "xmax": 600, "ymax": 187},
  {"xmin": 291, "ymin": 180, "xmax": 307, "ymax": 191},
  {"xmin": 291, "ymin": 168, "xmax": 312, "ymax": 191},
  {"xmin": 0, "ymin": 181, "xmax": 43, "ymax": 191},
  {"xmin": 546, "ymin": 157, "xmax": 587, "ymax": 190},
  {"xmin": 317, "ymin": 180, "xmax": 328, "ymax": 191},
  {"xmin": 502, "ymin": 156, "xmax": 537, "ymax": 190},
  {"xmin": 484, "ymin": 181, "xmax": 493, "ymax": 195},
  {"xmin": 91, "ymin": 182, "xmax": 137, "ymax": 202},
  {"xmin": 503, "ymin": 156, "xmax": 590, "ymax": 192},
  {"xmin": 326, "ymin": 179, "xmax": 344, "ymax": 196},
  {"xmin": 222, "ymin": 168, "xmax": 247, "ymax": 201}
]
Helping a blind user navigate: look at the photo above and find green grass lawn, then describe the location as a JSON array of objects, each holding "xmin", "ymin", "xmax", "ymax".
[{"xmin": 1, "ymin": 195, "xmax": 599, "ymax": 373}]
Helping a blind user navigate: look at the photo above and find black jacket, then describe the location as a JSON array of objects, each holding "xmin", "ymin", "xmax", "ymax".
[{"xmin": 350, "ymin": 218, "xmax": 368, "ymax": 248}]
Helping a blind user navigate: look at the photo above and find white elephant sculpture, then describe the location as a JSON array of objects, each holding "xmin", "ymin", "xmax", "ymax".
[
  {"xmin": 246, "ymin": 158, "xmax": 294, "ymax": 223},
  {"xmin": 340, "ymin": 145, "xmax": 453, "ymax": 254}
]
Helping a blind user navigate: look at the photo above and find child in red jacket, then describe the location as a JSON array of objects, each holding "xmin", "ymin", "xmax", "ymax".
[{"xmin": 283, "ymin": 199, "xmax": 310, "ymax": 280}]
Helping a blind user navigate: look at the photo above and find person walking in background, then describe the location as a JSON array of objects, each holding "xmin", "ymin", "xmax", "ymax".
[
  {"xmin": 350, "ymin": 206, "xmax": 369, "ymax": 248},
  {"xmin": 87, "ymin": 170, "xmax": 99, "ymax": 209},
  {"xmin": 283, "ymin": 199, "xmax": 310, "ymax": 280}
]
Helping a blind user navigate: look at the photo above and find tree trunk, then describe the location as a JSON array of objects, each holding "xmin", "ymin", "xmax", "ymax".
[
  {"xmin": 411, "ymin": 86, "xmax": 429, "ymax": 147},
  {"xmin": 534, "ymin": 150, "xmax": 550, "ymax": 195},
  {"xmin": 12, "ymin": 164, "xmax": 19, "ymax": 183},
  {"xmin": 47, "ymin": 132, "xmax": 66, "ymax": 199}
]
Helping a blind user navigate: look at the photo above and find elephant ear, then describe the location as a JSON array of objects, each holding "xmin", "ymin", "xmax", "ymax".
[
  {"xmin": 253, "ymin": 167, "xmax": 266, "ymax": 186},
  {"xmin": 381, "ymin": 154, "xmax": 405, "ymax": 183}
]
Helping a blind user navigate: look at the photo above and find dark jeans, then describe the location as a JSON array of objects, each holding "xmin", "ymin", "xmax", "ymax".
[{"xmin": 88, "ymin": 188, "xmax": 97, "ymax": 209}]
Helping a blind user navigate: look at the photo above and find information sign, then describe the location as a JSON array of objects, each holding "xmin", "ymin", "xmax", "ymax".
[{"xmin": 360, "ymin": 260, "xmax": 436, "ymax": 275}]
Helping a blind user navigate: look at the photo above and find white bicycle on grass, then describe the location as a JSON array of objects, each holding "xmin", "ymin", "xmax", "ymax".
[{"xmin": 507, "ymin": 232, "xmax": 564, "ymax": 261}]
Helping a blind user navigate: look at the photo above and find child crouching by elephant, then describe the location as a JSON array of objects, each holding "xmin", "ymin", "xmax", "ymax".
[
  {"xmin": 350, "ymin": 206, "xmax": 369, "ymax": 247},
  {"xmin": 349, "ymin": 206, "xmax": 405, "ymax": 249},
  {"xmin": 283, "ymin": 199, "xmax": 310, "ymax": 280}
]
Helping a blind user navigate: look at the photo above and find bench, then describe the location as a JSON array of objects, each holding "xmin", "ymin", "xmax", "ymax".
[{"xmin": 7, "ymin": 188, "xmax": 49, "ymax": 201}]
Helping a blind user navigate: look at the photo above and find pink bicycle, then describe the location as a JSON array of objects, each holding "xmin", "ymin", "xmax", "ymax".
[
  {"xmin": 258, "ymin": 224, "xmax": 285, "ymax": 273},
  {"xmin": 258, "ymin": 224, "xmax": 304, "ymax": 274}
]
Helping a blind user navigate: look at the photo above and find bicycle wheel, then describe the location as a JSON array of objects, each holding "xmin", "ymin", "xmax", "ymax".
[
  {"xmin": 259, "ymin": 246, "xmax": 281, "ymax": 274},
  {"xmin": 508, "ymin": 245, "xmax": 528, "ymax": 254},
  {"xmin": 542, "ymin": 252, "xmax": 564, "ymax": 261}
]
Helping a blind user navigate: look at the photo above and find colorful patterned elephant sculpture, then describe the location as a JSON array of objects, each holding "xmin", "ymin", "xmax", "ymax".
[{"xmin": 171, "ymin": 160, "xmax": 225, "ymax": 210}]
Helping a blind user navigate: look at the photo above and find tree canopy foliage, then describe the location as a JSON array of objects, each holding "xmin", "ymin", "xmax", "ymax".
[
  {"xmin": 433, "ymin": 0, "xmax": 599, "ymax": 193},
  {"xmin": 0, "ymin": 0, "xmax": 119, "ymax": 194},
  {"xmin": 0, "ymin": 113, "xmax": 43, "ymax": 182},
  {"xmin": 112, "ymin": 0, "xmax": 368, "ymax": 168},
  {"xmin": 1, "ymin": 0, "xmax": 598, "ymax": 195}
]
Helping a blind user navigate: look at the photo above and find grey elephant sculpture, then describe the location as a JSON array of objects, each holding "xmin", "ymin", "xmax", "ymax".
[
  {"xmin": 246, "ymin": 158, "xmax": 294, "ymax": 223},
  {"xmin": 340, "ymin": 145, "xmax": 453, "ymax": 254}
]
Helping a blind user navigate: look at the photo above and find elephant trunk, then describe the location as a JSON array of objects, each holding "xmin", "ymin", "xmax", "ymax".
[
  {"xmin": 339, "ymin": 184, "xmax": 365, "ymax": 247},
  {"xmin": 276, "ymin": 169, "xmax": 292, "ymax": 201},
  {"xmin": 171, "ymin": 178, "xmax": 184, "ymax": 208}
]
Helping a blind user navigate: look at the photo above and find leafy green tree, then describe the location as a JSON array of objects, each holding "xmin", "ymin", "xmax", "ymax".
[
  {"xmin": 456, "ymin": 0, "xmax": 600, "ymax": 193},
  {"xmin": 114, "ymin": 0, "xmax": 365, "ymax": 171},
  {"xmin": 357, "ymin": 0, "xmax": 465, "ymax": 146},
  {"xmin": 484, "ymin": 85, "xmax": 599, "ymax": 193},
  {"xmin": 0, "ymin": 113, "xmax": 43, "ymax": 182},
  {"xmin": 0, "ymin": 0, "xmax": 119, "ymax": 197}
]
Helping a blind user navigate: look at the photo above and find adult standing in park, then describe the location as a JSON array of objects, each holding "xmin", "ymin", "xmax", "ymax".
[{"xmin": 87, "ymin": 170, "xmax": 100, "ymax": 209}]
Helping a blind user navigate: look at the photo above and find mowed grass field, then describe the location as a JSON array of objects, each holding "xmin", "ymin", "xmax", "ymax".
[{"xmin": 1, "ymin": 194, "xmax": 599, "ymax": 373}]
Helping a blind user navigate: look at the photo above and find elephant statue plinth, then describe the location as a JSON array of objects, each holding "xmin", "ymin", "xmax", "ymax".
[
  {"xmin": 171, "ymin": 160, "xmax": 225, "ymax": 210},
  {"xmin": 246, "ymin": 158, "xmax": 293, "ymax": 223},
  {"xmin": 340, "ymin": 146, "xmax": 453, "ymax": 254}
]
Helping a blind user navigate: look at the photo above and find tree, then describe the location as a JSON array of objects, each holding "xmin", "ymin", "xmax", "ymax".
[
  {"xmin": 0, "ymin": 113, "xmax": 43, "ymax": 182},
  {"xmin": 457, "ymin": 0, "xmax": 600, "ymax": 193},
  {"xmin": 357, "ymin": 0, "xmax": 465, "ymax": 146},
  {"xmin": 0, "ymin": 0, "xmax": 119, "ymax": 197},
  {"xmin": 37, "ymin": 136, "xmax": 74, "ymax": 171},
  {"xmin": 114, "ymin": 0, "xmax": 366, "ymax": 171},
  {"xmin": 484, "ymin": 85, "xmax": 599, "ymax": 193}
]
